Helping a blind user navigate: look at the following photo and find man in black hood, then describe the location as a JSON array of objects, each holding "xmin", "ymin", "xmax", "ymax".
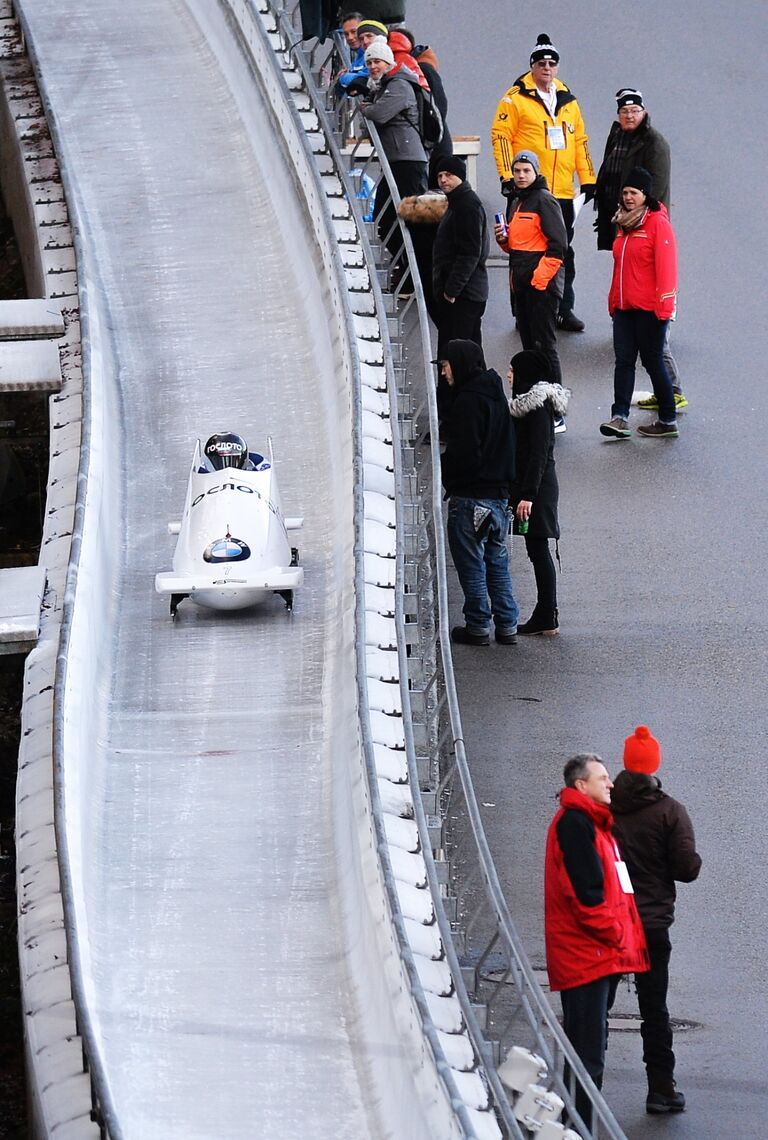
[{"xmin": 439, "ymin": 340, "xmax": 518, "ymax": 646}]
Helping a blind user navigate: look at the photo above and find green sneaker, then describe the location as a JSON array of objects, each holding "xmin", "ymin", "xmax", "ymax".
[{"xmin": 637, "ymin": 392, "xmax": 689, "ymax": 411}]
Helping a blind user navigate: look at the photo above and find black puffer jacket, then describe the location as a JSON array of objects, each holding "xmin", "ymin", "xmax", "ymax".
[
  {"xmin": 612, "ymin": 771, "xmax": 702, "ymax": 929},
  {"xmin": 432, "ymin": 181, "xmax": 489, "ymax": 304},
  {"xmin": 509, "ymin": 381, "xmax": 570, "ymax": 539},
  {"xmin": 440, "ymin": 340, "xmax": 515, "ymax": 500}
]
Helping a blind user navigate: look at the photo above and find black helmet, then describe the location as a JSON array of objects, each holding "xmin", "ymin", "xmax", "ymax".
[{"xmin": 204, "ymin": 432, "xmax": 248, "ymax": 470}]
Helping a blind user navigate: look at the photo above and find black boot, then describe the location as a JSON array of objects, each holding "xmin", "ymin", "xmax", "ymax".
[
  {"xmin": 518, "ymin": 606, "xmax": 559, "ymax": 636},
  {"xmin": 646, "ymin": 1072, "xmax": 686, "ymax": 1114}
]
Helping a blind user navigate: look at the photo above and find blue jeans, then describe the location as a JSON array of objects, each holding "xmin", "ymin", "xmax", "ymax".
[
  {"xmin": 447, "ymin": 497, "xmax": 518, "ymax": 633},
  {"xmin": 612, "ymin": 309, "xmax": 676, "ymax": 423}
]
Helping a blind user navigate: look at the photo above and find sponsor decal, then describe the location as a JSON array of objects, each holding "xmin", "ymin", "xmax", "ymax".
[{"xmin": 203, "ymin": 536, "xmax": 251, "ymax": 564}]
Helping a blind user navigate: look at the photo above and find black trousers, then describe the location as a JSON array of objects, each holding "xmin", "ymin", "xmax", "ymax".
[
  {"xmin": 515, "ymin": 285, "xmax": 562, "ymax": 385},
  {"xmin": 557, "ymin": 196, "xmax": 576, "ymax": 315},
  {"xmin": 635, "ymin": 926, "xmax": 675, "ymax": 1079},
  {"xmin": 561, "ymin": 973, "xmax": 620, "ymax": 1126},
  {"xmin": 524, "ymin": 534, "xmax": 557, "ymax": 613},
  {"xmin": 373, "ymin": 160, "xmax": 427, "ymax": 266},
  {"xmin": 435, "ymin": 296, "xmax": 486, "ymax": 358}
]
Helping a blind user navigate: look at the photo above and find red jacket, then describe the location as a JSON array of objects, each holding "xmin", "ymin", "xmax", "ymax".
[
  {"xmin": 608, "ymin": 204, "xmax": 677, "ymax": 320},
  {"xmin": 545, "ymin": 787, "xmax": 649, "ymax": 992}
]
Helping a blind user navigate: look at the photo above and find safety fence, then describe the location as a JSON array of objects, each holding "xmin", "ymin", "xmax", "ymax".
[{"xmin": 271, "ymin": 5, "xmax": 629, "ymax": 1139}]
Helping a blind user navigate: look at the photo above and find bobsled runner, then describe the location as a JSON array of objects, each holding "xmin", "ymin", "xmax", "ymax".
[{"xmin": 155, "ymin": 431, "xmax": 303, "ymax": 616}]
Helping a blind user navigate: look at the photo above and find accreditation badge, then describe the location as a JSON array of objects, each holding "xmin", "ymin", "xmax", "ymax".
[{"xmin": 547, "ymin": 124, "xmax": 565, "ymax": 150}]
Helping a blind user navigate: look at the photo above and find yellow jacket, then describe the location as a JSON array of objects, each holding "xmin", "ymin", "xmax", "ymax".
[{"xmin": 491, "ymin": 73, "xmax": 594, "ymax": 200}]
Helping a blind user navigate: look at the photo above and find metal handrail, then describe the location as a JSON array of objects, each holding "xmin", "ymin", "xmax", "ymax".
[{"xmin": 284, "ymin": 8, "xmax": 630, "ymax": 1138}]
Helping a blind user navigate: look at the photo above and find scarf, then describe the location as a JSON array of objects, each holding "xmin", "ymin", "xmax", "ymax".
[{"xmin": 612, "ymin": 203, "xmax": 648, "ymax": 231}]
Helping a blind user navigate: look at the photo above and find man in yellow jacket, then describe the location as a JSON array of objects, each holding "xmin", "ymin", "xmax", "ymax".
[{"xmin": 491, "ymin": 33, "xmax": 595, "ymax": 332}]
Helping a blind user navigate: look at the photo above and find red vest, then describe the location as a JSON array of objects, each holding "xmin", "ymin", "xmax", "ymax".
[{"xmin": 545, "ymin": 788, "xmax": 649, "ymax": 991}]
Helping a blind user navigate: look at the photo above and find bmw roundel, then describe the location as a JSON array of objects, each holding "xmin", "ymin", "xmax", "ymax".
[{"xmin": 203, "ymin": 536, "xmax": 251, "ymax": 563}]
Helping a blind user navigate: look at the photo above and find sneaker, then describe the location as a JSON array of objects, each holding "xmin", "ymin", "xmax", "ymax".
[
  {"xmin": 554, "ymin": 416, "xmax": 567, "ymax": 435},
  {"xmin": 451, "ymin": 625, "xmax": 490, "ymax": 646},
  {"xmin": 556, "ymin": 310, "xmax": 585, "ymax": 332},
  {"xmin": 494, "ymin": 628, "xmax": 518, "ymax": 645},
  {"xmin": 637, "ymin": 392, "xmax": 689, "ymax": 411},
  {"xmin": 599, "ymin": 417, "xmax": 631, "ymax": 439},
  {"xmin": 637, "ymin": 420, "xmax": 679, "ymax": 438}
]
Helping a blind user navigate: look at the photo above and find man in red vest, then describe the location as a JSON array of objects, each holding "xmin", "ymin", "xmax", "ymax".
[{"xmin": 545, "ymin": 753, "xmax": 649, "ymax": 1121}]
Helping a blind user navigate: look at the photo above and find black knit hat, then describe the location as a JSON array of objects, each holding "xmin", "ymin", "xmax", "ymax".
[
  {"xmin": 435, "ymin": 154, "xmax": 467, "ymax": 182},
  {"xmin": 616, "ymin": 87, "xmax": 644, "ymax": 110},
  {"xmin": 530, "ymin": 33, "xmax": 559, "ymax": 66},
  {"xmin": 510, "ymin": 349, "xmax": 551, "ymax": 395},
  {"xmin": 622, "ymin": 166, "xmax": 653, "ymax": 197}
]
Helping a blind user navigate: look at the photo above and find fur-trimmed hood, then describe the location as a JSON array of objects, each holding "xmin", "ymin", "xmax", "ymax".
[
  {"xmin": 509, "ymin": 381, "xmax": 570, "ymax": 418},
  {"xmin": 398, "ymin": 191, "xmax": 448, "ymax": 224}
]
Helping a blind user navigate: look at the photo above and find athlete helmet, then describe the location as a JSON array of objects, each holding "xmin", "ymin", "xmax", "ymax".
[{"xmin": 204, "ymin": 432, "xmax": 248, "ymax": 470}]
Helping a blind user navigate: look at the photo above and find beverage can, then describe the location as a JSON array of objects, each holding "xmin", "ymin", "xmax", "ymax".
[{"xmin": 494, "ymin": 212, "xmax": 505, "ymax": 227}]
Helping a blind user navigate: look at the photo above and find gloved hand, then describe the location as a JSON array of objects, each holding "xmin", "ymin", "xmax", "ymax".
[
  {"xmin": 501, "ymin": 178, "xmax": 515, "ymax": 198},
  {"xmin": 581, "ymin": 184, "xmax": 596, "ymax": 204}
]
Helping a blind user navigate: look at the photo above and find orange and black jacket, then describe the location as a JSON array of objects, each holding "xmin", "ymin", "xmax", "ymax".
[{"xmin": 495, "ymin": 175, "xmax": 567, "ymax": 298}]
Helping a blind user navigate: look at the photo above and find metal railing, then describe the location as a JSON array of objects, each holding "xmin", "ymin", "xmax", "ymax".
[{"xmin": 275, "ymin": 6, "xmax": 629, "ymax": 1138}]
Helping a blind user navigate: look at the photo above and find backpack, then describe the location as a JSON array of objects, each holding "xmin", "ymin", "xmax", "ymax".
[{"xmin": 413, "ymin": 84, "xmax": 444, "ymax": 149}]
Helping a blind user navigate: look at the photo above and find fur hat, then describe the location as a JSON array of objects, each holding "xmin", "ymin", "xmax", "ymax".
[
  {"xmin": 364, "ymin": 40, "xmax": 394, "ymax": 66},
  {"xmin": 435, "ymin": 155, "xmax": 467, "ymax": 182},
  {"xmin": 623, "ymin": 725, "xmax": 661, "ymax": 774},
  {"xmin": 512, "ymin": 149, "xmax": 540, "ymax": 175},
  {"xmin": 530, "ymin": 32, "xmax": 559, "ymax": 66}
]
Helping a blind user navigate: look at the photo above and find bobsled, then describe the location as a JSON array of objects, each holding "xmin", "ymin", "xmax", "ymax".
[{"xmin": 155, "ymin": 432, "xmax": 303, "ymax": 616}]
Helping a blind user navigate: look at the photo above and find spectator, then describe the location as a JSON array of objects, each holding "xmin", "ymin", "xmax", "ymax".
[
  {"xmin": 594, "ymin": 89, "xmax": 686, "ymax": 412},
  {"xmin": 334, "ymin": 12, "xmax": 368, "ymax": 95},
  {"xmin": 491, "ymin": 33, "xmax": 595, "ymax": 333},
  {"xmin": 508, "ymin": 349, "xmax": 569, "ymax": 636},
  {"xmin": 356, "ymin": 20, "xmax": 428, "ymax": 87},
  {"xmin": 493, "ymin": 151, "xmax": 567, "ymax": 392},
  {"xmin": 360, "ymin": 40, "xmax": 427, "ymax": 279},
  {"xmin": 600, "ymin": 167, "xmax": 679, "ymax": 440},
  {"xmin": 545, "ymin": 754, "xmax": 649, "ymax": 1125},
  {"xmin": 439, "ymin": 339, "xmax": 518, "ymax": 647},
  {"xmin": 398, "ymin": 28, "xmax": 453, "ymax": 185},
  {"xmin": 612, "ymin": 726, "xmax": 702, "ymax": 1115},
  {"xmin": 431, "ymin": 155, "xmax": 489, "ymax": 356},
  {"xmin": 397, "ymin": 188, "xmax": 445, "ymax": 320}
]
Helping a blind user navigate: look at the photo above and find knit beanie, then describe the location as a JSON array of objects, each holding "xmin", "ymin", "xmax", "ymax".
[
  {"xmin": 512, "ymin": 149, "xmax": 540, "ymax": 175},
  {"xmin": 530, "ymin": 33, "xmax": 559, "ymax": 66},
  {"xmin": 435, "ymin": 154, "xmax": 467, "ymax": 181},
  {"xmin": 622, "ymin": 166, "xmax": 653, "ymax": 197},
  {"xmin": 357, "ymin": 19, "xmax": 389, "ymax": 38},
  {"xmin": 616, "ymin": 87, "xmax": 644, "ymax": 110},
  {"xmin": 364, "ymin": 40, "xmax": 394, "ymax": 66},
  {"xmin": 623, "ymin": 725, "xmax": 661, "ymax": 774},
  {"xmin": 510, "ymin": 349, "xmax": 551, "ymax": 395}
]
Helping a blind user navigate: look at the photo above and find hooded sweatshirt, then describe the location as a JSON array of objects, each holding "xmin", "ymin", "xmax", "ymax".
[
  {"xmin": 612, "ymin": 771, "xmax": 702, "ymax": 929},
  {"xmin": 440, "ymin": 340, "xmax": 515, "ymax": 500}
]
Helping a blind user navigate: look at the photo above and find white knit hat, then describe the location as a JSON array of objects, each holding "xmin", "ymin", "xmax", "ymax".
[{"xmin": 364, "ymin": 40, "xmax": 394, "ymax": 66}]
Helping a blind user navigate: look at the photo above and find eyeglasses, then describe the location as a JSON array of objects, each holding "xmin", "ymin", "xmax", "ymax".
[
  {"xmin": 535, "ymin": 59, "xmax": 557, "ymax": 66},
  {"xmin": 618, "ymin": 107, "xmax": 643, "ymax": 116}
]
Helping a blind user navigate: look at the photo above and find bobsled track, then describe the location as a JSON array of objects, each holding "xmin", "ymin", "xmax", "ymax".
[{"xmin": 9, "ymin": 2, "xmax": 624, "ymax": 1139}]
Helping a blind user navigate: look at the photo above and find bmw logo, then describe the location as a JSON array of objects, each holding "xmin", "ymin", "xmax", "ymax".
[{"xmin": 203, "ymin": 536, "xmax": 251, "ymax": 563}]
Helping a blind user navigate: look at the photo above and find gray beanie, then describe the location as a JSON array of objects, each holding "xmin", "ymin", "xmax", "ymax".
[
  {"xmin": 364, "ymin": 40, "xmax": 394, "ymax": 66},
  {"xmin": 512, "ymin": 149, "xmax": 540, "ymax": 175}
]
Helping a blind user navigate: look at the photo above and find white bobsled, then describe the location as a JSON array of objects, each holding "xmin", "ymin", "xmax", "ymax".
[{"xmin": 155, "ymin": 437, "xmax": 303, "ymax": 616}]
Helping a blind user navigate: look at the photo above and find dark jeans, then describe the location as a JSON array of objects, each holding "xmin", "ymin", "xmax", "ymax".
[
  {"xmin": 557, "ymin": 197, "xmax": 576, "ymax": 315},
  {"xmin": 447, "ymin": 497, "xmax": 518, "ymax": 633},
  {"xmin": 515, "ymin": 285, "xmax": 562, "ymax": 384},
  {"xmin": 612, "ymin": 309, "xmax": 676, "ymax": 424},
  {"xmin": 435, "ymin": 296, "xmax": 486, "ymax": 358},
  {"xmin": 373, "ymin": 160, "xmax": 427, "ymax": 267},
  {"xmin": 561, "ymin": 974, "xmax": 620, "ymax": 1127},
  {"xmin": 524, "ymin": 534, "xmax": 557, "ymax": 612},
  {"xmin": 635, "ymin": 927, "xmax": 675, "ymax": 1079}
]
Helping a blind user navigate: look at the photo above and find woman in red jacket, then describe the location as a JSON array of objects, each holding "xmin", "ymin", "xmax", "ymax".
[{"xmin": 600, "ymin": 167, "xmax": 679, "ymax": 440}]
